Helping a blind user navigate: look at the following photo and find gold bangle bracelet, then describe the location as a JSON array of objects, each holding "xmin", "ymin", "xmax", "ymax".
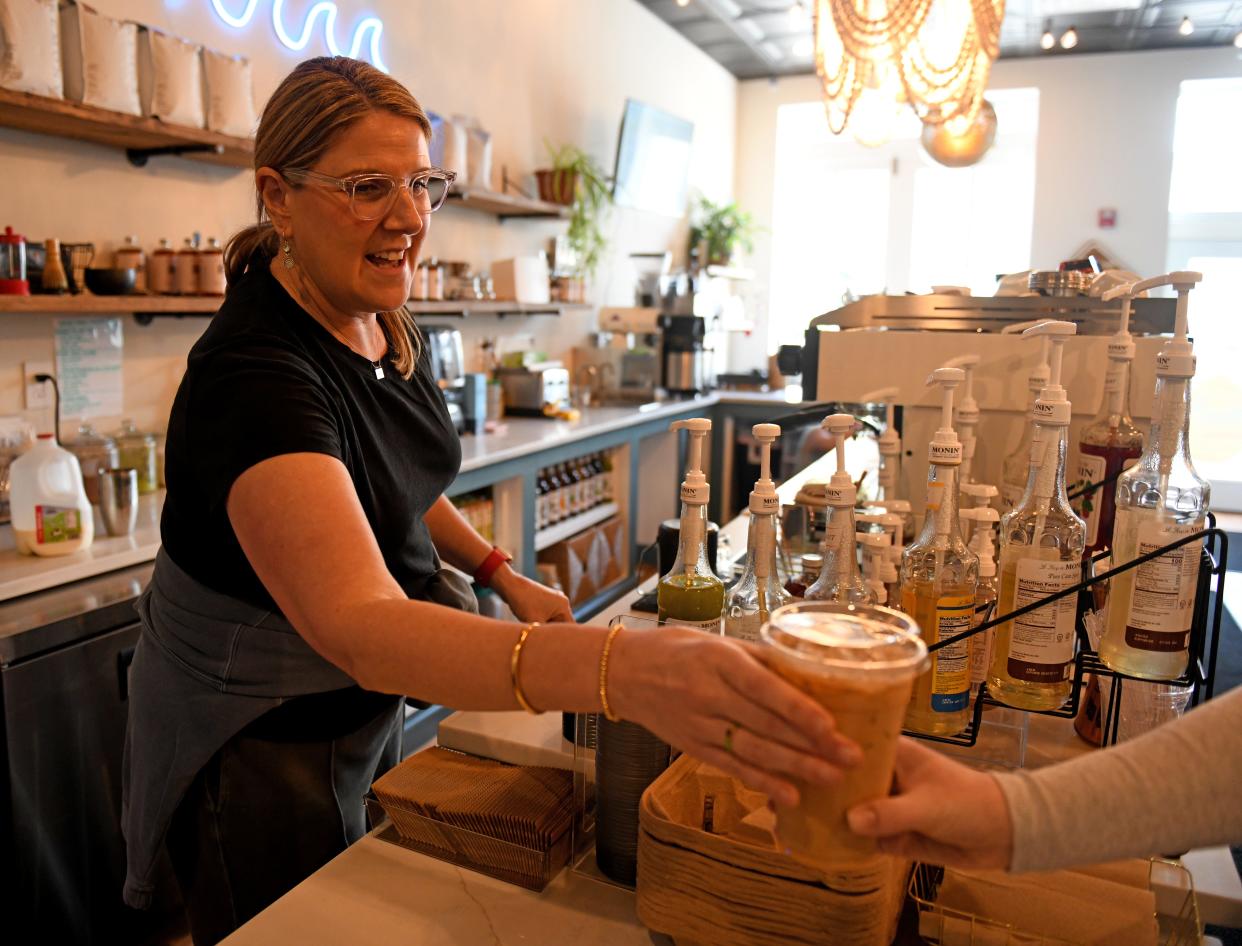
[
  {"xmin": 510, "ymin": 622, "xmax": 543, "ymax": 715},
  {"xmin": 599, "ymin": 624, "xmax": 623, "ymax": 722}
]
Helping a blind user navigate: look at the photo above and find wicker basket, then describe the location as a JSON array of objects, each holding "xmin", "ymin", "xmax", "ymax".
[{"xmin": 636, "ymin": 756, "xmax": 909, "ymax": 946}]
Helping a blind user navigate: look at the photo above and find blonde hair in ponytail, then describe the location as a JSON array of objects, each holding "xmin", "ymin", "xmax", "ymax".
[{"xmin": 225, "ymin": 57, "xmax": 430, "ymax": 378}]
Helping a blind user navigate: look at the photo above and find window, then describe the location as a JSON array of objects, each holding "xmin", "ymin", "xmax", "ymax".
[
  {"xmin": 1167, "ymin": 79, "xmax": 1242, "ymax": 511},
  {"xmin": 768, "ymin": 89, "xmax": 1040, "ymax": 347}
]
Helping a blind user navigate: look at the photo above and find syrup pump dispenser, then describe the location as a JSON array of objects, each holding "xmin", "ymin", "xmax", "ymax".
[
  {"xmin": 987, "ymin": 320, "xmax": 1085, "ymax": 712},
  {"xmin": 804, "ymin": 413, "xmax": 874, "ymax": 604},
  {"xmin": 944, "ymin": 355, "xmax": 981, "ymax": 485},
  {"xmin": 725, "ymin": 424, "xmax": 792, "ymax": 641},
  {"xmin": 860, "ymin": 385, "xmax": 915, "ymax": 541},
  {"xmin": 658, "ymin": 418, "xmax": 724, "ymax": 632},
  {"xmin": 1074, "ymin": 281, "xmax": 1145, "ymax": 556},
  {"xmin": 960, "ymin": 505, "xmax": 999, "ymax": 698},
  {"xmin": 1100, "ymin": 271, "xmax": 1208, "ymax": 680},
  {"xmin": 902, "ymin": 368, "xmax": 978, "ymax": 737},
  {"xmin": 1001, "ymin": 325, "xmax": 1052, "ymax": 511},
  {"xmin": 858, "ymin": 511, "xmax": 904, "ymax": 605}
]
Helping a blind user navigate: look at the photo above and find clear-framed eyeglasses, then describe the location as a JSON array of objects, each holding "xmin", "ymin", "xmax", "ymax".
[{"xmin": 281, "ymin": 167, "xmax": 458, "ymax": 219}]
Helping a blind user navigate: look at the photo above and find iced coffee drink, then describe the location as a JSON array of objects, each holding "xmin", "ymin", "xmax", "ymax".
[{"xmin": 761, "ymin": 601, "xmax": 927, "ymax": 867}]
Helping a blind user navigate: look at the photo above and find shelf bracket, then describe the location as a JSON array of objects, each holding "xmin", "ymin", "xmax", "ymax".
[
  {"xmin": 126, "ymin": 143, "xmax": 225, "ymax": 167},
  {"xmin": 133, "ymin": 311, "xmax": 215, "ymax": 326}
]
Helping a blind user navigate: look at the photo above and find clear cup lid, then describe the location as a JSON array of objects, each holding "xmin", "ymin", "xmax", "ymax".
[{"xmin": 761, "ymin": 601, "xmax": 927, "ymax": 677}]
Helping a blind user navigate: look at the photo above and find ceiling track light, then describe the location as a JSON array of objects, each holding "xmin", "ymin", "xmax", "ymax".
[
  {"xmin": 1178, "ymin": 16, "xmax": 1194, "ymax": 36},
  {"xmin": 1060, "ymin": 26, "xmax": 1079, "ymax": 49},
  {"xmin": 1235, "ymin": 30, "xmax": 1242, "ymax": 48},
  {"xmin": 1040, "ymin": 29, "xmax": 1056, "ymax": 50},
  {"xmin": 676, "ymin": 0, "xmax": 691, "ymax": 7}
]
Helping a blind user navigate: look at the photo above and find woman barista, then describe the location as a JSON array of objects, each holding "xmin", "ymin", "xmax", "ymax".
[{"xmin": 122, "ymin": 57, "xmax": 858, "ymax": 945}]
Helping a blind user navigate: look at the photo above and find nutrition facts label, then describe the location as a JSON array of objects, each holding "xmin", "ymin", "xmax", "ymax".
[
  {"xmin": 1007, "ymin": 559, "xmax": 1079, "ymax": 683},
  {"xmin": 1125, "ymin": 519, "xmax": 1202, "ymax": 652},
  {"xmin": 931, "ymin": 595, "xmax": 973, "ymax": 712}
]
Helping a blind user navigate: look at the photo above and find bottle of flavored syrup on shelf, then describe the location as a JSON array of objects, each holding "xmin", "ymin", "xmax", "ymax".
[
  {"xmin": 658, "ymin": 418, "xmax": 724, "ymax": 633},
  {"xmin": 804, "ymin": 414, "xmax": 874, "ymax": 606},
  {"xmin": 988, "ymin": 322, "xmax": 1086, "ymax": 712},
  {"xmin": 1072, "ymin": 282, "xmax": 1145, "ymax": 559},
  {"xmin": 725, "ymin": 424, "xmax": 792, "ymax": 642},
  {"xmin": 1100, "ymin": 272, "xmax": 1209, "ymax": 681},
  {"xmin": 902, "ymin": 368, "xmax": 979, "ymax": 737}
]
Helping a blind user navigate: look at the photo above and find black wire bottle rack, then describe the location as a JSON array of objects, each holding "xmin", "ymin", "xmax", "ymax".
[{"xmin": 902, "ymin": 511, "xmax": 1227, "ymax": 750}]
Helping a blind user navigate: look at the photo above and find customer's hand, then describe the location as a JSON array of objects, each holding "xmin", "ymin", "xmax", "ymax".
[
  {"xmin": 608, "ymin": 630, "xmax": 861, "ymax": 807},
  {"xmin": 846, "ymin": 737, "xmax": 1014, "ymax": 869},
  {"xmin": 492, "ymin": 566, "xmax": 574, "ymax": 623}
]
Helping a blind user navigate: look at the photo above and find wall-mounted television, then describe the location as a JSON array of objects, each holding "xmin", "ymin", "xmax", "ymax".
[{"xmin": 611, "ymin": 99, "xmax": 694, "ymax": 217}]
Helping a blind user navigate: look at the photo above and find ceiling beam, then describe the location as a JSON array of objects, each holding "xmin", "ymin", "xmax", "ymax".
[{"xmin": 693, "ymin": 0, "xmax": 786, "ymax": 72}]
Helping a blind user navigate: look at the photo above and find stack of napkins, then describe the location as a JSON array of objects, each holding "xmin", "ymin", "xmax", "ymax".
[{"xmin": 372, "ymin": 747, "xmax": 574, "ymax": 886}]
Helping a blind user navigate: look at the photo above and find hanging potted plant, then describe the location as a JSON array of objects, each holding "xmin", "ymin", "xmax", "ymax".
[
  {"xmin": 537, "ymin": 142, "xmax": 612, "ymax": 286},
  {"xmin": 688, "ymin": 194, "xmax": 757, "ymax": 267}
]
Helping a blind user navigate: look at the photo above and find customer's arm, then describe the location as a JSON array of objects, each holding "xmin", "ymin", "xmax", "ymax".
[
  {"xmin": 228, "ymin": 452, "xmax": 861, "ymax": 808},
  {"xmin": 847, "ymin": 686, "xmax": 1242, "ymax": 871},
  {"xmin": 423, "ymin": 494, "xmax": 573, "ymax": 623}
]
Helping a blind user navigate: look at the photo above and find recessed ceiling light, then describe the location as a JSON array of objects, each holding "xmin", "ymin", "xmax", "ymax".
[
  {"xmin": 1178, "ymin": 16, "xmax": 1194, "ymax": 36},
  {"xmin": 1060, "ymin": 26, "xmax": 1078, "ymax": 49},
  {"xmin": 792, "ymin": 35, "xmax": 814, "ymax": 57},
  {"xmin": 676, "ymin": 0, "xmax": 690, "ymax": 7},
  {"xmin": 1040, "ymin": 30, "xmax": 1056, "ymax": 50}
]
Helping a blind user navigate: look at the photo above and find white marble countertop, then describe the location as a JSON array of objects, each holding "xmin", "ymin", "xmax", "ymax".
[
  {"xmin": 457, "ymin": 389, "xmax": 796, "ymax": 474},
  {"xmin": 0, "ymin": 391, "xmax": 796, "ymax": 605},
  {"xmin": 0, "ymin": 492, "xmax": 163, "ymax": 604},
  {"xmin": 219, "ymin": 826, "xmax": 658, "ymax": 946}
]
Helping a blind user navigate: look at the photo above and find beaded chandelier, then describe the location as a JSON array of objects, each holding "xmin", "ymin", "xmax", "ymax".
[{"xmin": 813, "ymin": 0, "xmax": 1005, "ymax": 134}]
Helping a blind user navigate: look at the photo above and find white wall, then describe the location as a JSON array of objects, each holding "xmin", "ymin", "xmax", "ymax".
[
  {"xmin": 734, "ymin": 46, "xmax": 1242, "ymax": 370},
  {"xmin": 0, "ymin": 0, "xmax": 736, "ymax": 434}
]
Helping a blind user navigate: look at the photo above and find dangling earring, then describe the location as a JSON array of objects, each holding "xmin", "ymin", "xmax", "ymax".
[{"xmin": 281, "ymin": 237, "xmax": 295, "ymax": 269}]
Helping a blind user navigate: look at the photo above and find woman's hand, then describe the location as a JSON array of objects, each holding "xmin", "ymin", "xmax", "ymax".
[
  {"xmin": 846, "ymin": 737, "xmax": 1014, "ymax": 869},
  {"xmin": 607, "ymin": 629, "xmax": 861, "ymax": 807},
  {"xmin": 492, "ymin": 565, "xmax": 574, "ymax": 624}
]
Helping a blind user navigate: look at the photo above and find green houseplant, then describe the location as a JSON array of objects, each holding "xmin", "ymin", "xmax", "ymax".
[
  {"xmin": 689, "ymin": 194, "xmax": 757, "ymax": 267},
  {"xmin": 537, "ymin": 142, "xmax": 611, "ymax": 280}
]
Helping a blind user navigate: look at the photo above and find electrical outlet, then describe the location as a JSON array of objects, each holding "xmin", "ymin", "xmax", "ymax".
[{"xmin": 23, "ymin": 361, "xmax": 53, "ymax": 410}]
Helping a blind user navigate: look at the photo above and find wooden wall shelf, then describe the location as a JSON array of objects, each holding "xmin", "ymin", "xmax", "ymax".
[
  {"xmin": 0, "ymin": 296, "xmax": 592, "ymax": 321},
  {"xmin": 446, "ymin": 184, "xmax": 570, "ymax": 220},
  {"xmin": 0, "ymin": 294, "xmax": 220, "ymax": 314},
  {"xmin": 0, "ymin": 88, "xmax": 253, "ymax": 168},
  {"xmin": 409, "ymin": 300, "xmax": 591, "ymax": 318}
]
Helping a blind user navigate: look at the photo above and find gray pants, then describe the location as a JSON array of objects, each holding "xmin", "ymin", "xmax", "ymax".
[{"xmin": 166, "ymin": 701, "xmax": 402, "ymax": 946}]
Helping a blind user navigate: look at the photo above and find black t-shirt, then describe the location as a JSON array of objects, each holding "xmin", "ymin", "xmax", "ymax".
[{"xmin": 161, "ymin": 264, "xmax": 462, "ymax": 612}]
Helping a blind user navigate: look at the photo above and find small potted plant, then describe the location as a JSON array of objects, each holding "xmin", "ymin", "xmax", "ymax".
[
  {"xmin": 688, "ymin": 194, "xmax": 757, "ymax": 267},
  {"xmin": 537, "ymin": 142, "xmax": 611, "ymax": 285}
]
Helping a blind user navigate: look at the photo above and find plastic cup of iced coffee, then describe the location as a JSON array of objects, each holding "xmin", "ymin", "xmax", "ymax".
[{"xmin": 760, "ymin": 600, "xmax": 927, "ymax": 868}]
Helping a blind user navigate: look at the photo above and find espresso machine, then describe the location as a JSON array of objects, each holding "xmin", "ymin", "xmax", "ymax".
[{"xmin": 659, "ymin": 313, "xmax": 710, "ymax": 394}]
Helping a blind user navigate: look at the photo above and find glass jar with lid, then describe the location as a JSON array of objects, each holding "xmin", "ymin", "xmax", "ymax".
[
  {"xmin": 115, "ymin": 419, "xmax": 158, "ymax": 495},
  {"xmin": 66, "ymin": 423, "xmax": 119, "ymax": 505}
]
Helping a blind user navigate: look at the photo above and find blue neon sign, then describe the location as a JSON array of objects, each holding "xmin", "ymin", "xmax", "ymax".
[{"xmin": 208, "ymin": 0, "xmax": 387, "ymax": 73}]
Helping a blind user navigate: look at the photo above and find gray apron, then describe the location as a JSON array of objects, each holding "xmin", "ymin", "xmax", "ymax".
[{"xmin": 121, "ymin": 548, "xmax": 476, "ymax": 909}]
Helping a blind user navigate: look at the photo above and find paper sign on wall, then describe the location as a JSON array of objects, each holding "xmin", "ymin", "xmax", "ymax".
[{"xmin": 54, "ymin": 318, "xmax": 124, "ymax": 419}]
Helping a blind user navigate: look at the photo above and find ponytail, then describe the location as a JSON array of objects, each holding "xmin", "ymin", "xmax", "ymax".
[{"xmin": 223, "ymin": 221, "xmax": 279, "ymax": 286}]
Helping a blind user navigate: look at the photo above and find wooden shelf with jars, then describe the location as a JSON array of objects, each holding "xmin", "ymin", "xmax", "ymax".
[{"xmin": 0, "ymin": 294, "xmax": 221, "ymax": 314}]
